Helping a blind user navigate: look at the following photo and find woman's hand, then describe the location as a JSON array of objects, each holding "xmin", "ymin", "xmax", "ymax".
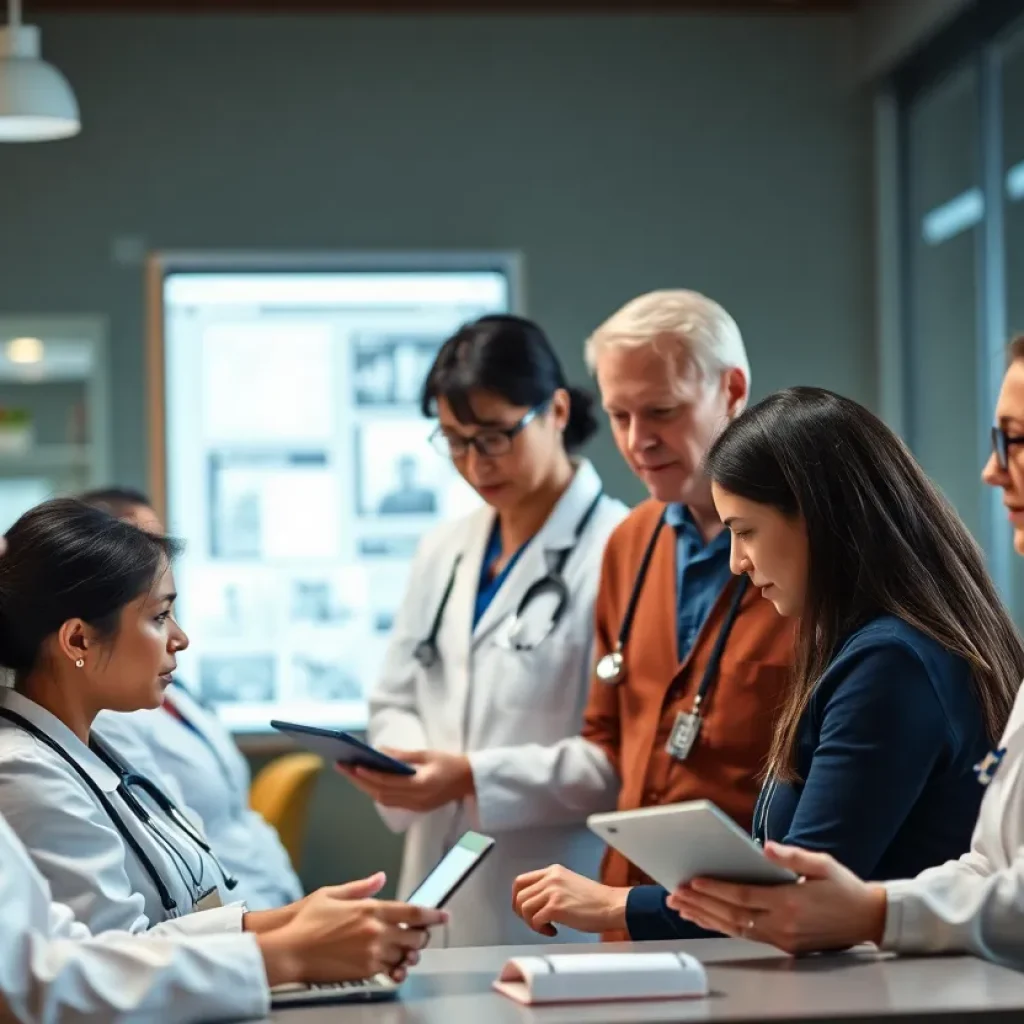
[
  {"xmin": 338, "ymin": 750, "xmax": 475, "ymax": 812},
  {"xmin": 257, "ymin": 873, "xmax": 448, "ymax": 987},
  {"xmin": 666, "ymin": 842, "xmax": 888, "ymax": 954},
  {"xmin": 512, "ymin": 865, "xmax": 629, "ymax": 937}
]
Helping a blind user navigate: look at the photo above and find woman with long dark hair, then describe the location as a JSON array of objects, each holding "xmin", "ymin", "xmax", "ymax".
[
  {"xmin": 341, "ymin": 314, "xmax": 628, "ymax": 947},
  {"xmin": 633, "ymin": 386, "xmax": 1024, "ymax": 941}
]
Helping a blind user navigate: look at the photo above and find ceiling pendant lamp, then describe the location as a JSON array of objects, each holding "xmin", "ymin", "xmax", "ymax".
[{"xmin": 0, "ymin": 0, "xmax": 79, "ymax": 142}]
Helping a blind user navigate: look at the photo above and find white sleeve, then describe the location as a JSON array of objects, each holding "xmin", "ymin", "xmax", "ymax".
[
  {"xmin": 0, "ymin": 752, "xmax": 154, "ymax": 935},
  {"xmin": 883, "ymin": 853, "xmax": 1024, "ymax": 970},
  {"xmin": 882, "ymin": 717, "xmax": 1024, "ymax": 970},
  {"xmin": 466, "ymin": 736, "xmax": 619, "ymax": 832},
  {"xmin": 367, "ymin": 553, "xmax": 431, "ymax": 754},
  {"xmin": 10, "ymin": 930, "xmax": 270, "ymax": 1024},
  {"xmin": 366, "ymin": 538, "xmax": 440, "ymax": 836},
  {"xmin": 148, "ymin": 904, "xmax": 247, "ymax": 937},
  {"xmin": 215, "ymin": 811, "xmax": 305, "ymax": 909},
  {"xmin": 1, "ymin": 814, "xmax": 269, "ymax": 1024}
]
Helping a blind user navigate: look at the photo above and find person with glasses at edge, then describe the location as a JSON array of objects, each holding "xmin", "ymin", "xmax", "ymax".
[
  {"xmin": 660, "ymin": 367, "xmax": 1024, "ymax": 968},
  {"xmin": 340, "ymin": 314, "xmax": 628, "ymax": 947},
  {"xmin": 75, "ymin": 486, "xmax": 304, "ymax": 914},
  {"xmin": 511, "ymin": 291, "xmax": 793, "ymax": 943}
]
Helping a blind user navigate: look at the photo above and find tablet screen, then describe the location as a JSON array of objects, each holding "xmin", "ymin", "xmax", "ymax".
[{"xmin": 407, "ymin": 832, "xmax": 494, "ymax": 909}]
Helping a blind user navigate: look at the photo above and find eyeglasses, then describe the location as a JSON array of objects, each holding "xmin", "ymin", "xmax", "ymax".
[
  {"xmin": 429, "ymin": 404, "xmax": 546, "ymax": 460},
  {"xmin": 992, "ymin": 425, "xmax": 1024, "ymax": 471}
]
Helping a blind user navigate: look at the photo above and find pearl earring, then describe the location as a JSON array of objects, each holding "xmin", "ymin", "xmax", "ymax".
[{"xmin": 74, "ymin": 658, "xmax": 84, "ymax": 669}]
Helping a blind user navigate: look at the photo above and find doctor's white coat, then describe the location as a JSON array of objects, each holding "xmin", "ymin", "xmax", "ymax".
[
  {"xmin": 368, "ymin": 459, "xmax": 626, "ymax": 947},
  {"xmin": 0, "ymin": 811, "xmax": 268, "ymax": 1024},
  {"xmin": 95, "ymin": 681, "xmax": 302, "ymax": 911},
  {"xmin": 0, "ymin": 688, "xmax": 243, "ymax": 937}
]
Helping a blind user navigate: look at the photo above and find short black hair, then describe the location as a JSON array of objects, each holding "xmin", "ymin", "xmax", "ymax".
[
  {"xmin": 78, "ymin": 486, "xmax": 153, "ymax": 518},
  {"xmin": 0, "ymin": 498, "xmax": 179, "ymax": 676},
  {"xmin": 422, "ymin": 314, "xmax": 599, "ymax": 453}
]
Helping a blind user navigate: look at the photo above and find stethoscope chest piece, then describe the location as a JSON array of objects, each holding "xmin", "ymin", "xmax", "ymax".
[
  {"xmin": 595, "ymin": 647, "xmax": 625, "ymax": 685},
  {"xmin": 413, "ymin": 639, "xmax": 439, "ymax": 669}
]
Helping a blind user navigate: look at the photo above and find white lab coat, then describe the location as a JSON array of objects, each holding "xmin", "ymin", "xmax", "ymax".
[
  {"xmin": 369, "ymin": 459, "xmax": 626, "ymax": 947},
  {"xmin": 882, "ymin": 682, "xmax": 1024, "ymax": 969},
  {"xmin": 0, "ymin": 810, "xmax": 269, "ymax": 1024},
  {"xmin": 0, "ymin": 688, "xmax": 244, "ymax": 937},
  {"xmin": 95, "ymin": 682, "xmax": 302, "ymax": 911}
]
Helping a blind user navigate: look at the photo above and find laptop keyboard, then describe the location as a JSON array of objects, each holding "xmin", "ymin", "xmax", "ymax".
[{"xmin": 308, "ymin": 981, "xmax": 374, "ymax": 991}]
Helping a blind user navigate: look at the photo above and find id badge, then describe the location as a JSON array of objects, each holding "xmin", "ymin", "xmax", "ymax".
[
  {"xmin": 665, "ymin": 711, "xmax": 702, "ymax": 762},
  {"xmin": 194, "ymin": 886, "xmax": 223, "ymax": 912}
]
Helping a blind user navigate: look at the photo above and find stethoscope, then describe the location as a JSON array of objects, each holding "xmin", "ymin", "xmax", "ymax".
[
  {"xmin": 594, "ymin": 511, "xmax": 750, "ymax": 689},
  {"xmin": 753, "ymin": 776, "xmax": 779, "ymax": 846},
  {"xmin": 0, "ymin": 708, "xmax": 238, "ymax": 915},
  {"xmin": 594, "ymin": 510, "xmax": 668, "ymax": 684},
  {"xmin": 413, "ymin": 489, "xmax": 605, "ymax": 668}
]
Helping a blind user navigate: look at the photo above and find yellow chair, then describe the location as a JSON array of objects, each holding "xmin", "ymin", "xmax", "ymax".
[{"xmin": 249, "ymin": 753, "xmax": 324, "ymax": 872}]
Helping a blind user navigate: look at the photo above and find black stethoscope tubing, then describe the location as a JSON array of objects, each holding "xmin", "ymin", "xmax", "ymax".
[
  {"xmin": 414, "ymin": 488, "xmax": 604, "ymax": 668},
  {"xmin": 0, "ymin": 708, "xmax": 237, "ymax": 914}
]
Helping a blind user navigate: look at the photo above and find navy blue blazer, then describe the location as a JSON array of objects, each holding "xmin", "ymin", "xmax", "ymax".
[{"xmin": 626, "ymin": 615, "xmax": 991, "ymax": 941}]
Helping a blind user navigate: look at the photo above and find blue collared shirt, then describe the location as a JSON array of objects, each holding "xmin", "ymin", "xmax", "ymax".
[
  {"xmin": 665, "ymin": 503, "xmax": 734, "ymax": 663},
  {"xmin": 474, "ymin": 521, "xmax": 528, "ymax": 628}
]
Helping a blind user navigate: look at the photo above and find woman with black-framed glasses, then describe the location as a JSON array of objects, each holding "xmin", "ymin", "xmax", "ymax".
[{"xmin": 340, "ymin": 314, "xmax": 628, "ymax": 948}]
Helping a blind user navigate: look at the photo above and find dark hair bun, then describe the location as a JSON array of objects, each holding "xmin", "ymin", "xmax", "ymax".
[
  {"xmin": 423, "ymin": 315, "xmax": 597, "ymax": 452},
  {"xmin": 0, "ymin": 498, "xmax": 179, "ymax": 675},
  {"xmin": 564, "ymin": 385, "xmax": 599, "ymax": 452}
]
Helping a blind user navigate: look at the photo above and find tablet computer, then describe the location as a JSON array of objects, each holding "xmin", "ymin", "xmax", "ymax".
[
  {"xmin": 270, "ymin": 831, "xmax": 495, "ymax": 1009},
  {"xmin": 270, "ymin": 720, "xmax": 415, "ymax": 776},
  {"xmin": 587, "ymin": 799, "xmax": 798, "ymax": 890}
]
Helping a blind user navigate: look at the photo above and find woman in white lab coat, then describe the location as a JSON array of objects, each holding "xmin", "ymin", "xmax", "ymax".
[
  {"xmin": 665, "ymin": 338, "xmax": 1024, "ymax": 972},
  {"xmin": 0, "ymin": 499, "xmax": 251, "ymax": 935},
  {"xmin": 341, "ymin": 315, "xmax": 628, "ymax": 947},
  {"xmin": 81, "ymin": 487, "xmax": 303, "ymax": 911},
  {"xmin": 0, "ymin": 804, "xmax": 445, "ymax": 1024}
]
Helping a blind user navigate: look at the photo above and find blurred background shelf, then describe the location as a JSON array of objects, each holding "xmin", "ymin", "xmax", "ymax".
[{"xmin": 0, "ymin": 316, "xmax": 112, "ymax": 531}]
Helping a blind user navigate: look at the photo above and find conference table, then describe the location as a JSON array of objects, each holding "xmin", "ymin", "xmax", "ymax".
[{"xmin": 267, "ymin": 937, "xmax": 1024, "ymax": 1023}]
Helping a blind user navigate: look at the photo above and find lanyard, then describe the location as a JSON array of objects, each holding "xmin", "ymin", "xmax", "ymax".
[
  {"xmin": 663, "ymin": 577, "xmax": 750, "ymax": 763},
  {"xmin": 680, "ymin": 576, "xmax": 750, "ymax": 714},
  {"xmin": 617, "ymin": 510, "xmax": 668, "ymax": 651}
]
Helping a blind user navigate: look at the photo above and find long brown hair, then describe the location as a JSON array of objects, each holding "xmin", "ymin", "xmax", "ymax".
[{"xmin": 705, "ymin": 387, "xmax": 1024, "ymax": 782}]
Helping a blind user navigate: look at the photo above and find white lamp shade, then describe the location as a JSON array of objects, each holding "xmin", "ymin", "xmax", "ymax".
[
  {"xmin": 0, "ymin": 56, "xmax": 79, "ymax": 141},
  {"xmin": 0, "ymin": 22, "xmax": 79, "ymax": 143}
]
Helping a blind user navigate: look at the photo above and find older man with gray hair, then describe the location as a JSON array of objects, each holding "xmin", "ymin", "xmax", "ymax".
[{"xmin": 512, "ymin": 290, "xmax": 794, "ymax": 943}]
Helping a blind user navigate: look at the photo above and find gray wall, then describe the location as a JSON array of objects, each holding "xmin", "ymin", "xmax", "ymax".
[{"xmin": 0, "ymin": 13, "xmax": 873, "ymax": 892}]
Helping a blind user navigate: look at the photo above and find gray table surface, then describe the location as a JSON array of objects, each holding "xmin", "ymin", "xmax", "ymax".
[{"xmin": 265, "ymin": 938, "xmax": 1024, "ymax": 1024}]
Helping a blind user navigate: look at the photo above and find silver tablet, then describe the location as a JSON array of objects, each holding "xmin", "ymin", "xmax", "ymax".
[{"xmin": 588, "ymin": 799, "xmax": 798, "ymax": 891}]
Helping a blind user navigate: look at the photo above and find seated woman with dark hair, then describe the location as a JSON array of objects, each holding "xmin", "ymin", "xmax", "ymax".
[
  {"xmin": 79, "ymin": 485, "xmax": 303, "ymax": 912},
  {"xmin": 626, "ymin": 387, "xmax": 1024, "ymax": 941},
  {"xmin": 0, "ymin": 499, "xmax": 437, "ymax": 967}
]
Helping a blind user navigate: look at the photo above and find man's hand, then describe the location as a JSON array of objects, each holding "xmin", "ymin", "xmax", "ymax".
[
  {"xmin": 338, "ymin": 749, "xmax": 475, "ymax": 813},
  {"xmin": 512, "ymin": 865, "xmax": 629, "ymax": 937}
]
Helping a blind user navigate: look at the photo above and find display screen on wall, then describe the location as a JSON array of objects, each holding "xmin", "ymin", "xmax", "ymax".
[{"xmin": 158, "ymin": 263, "xmax": 514, "ymax": 733}]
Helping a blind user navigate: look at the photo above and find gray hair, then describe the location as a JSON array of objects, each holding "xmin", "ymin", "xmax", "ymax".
[{"xmin": 584, "ymin": 290, "xmax": 751, "ymax": 394}]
